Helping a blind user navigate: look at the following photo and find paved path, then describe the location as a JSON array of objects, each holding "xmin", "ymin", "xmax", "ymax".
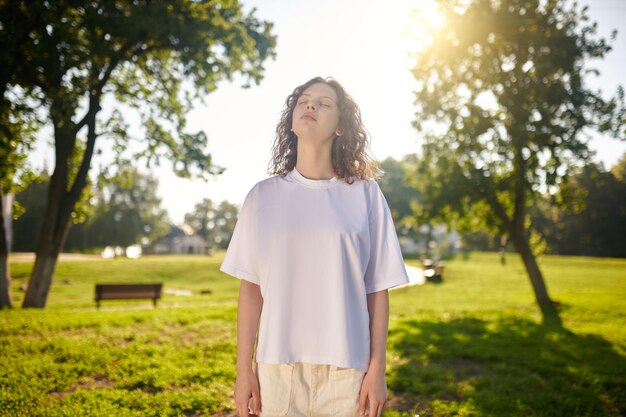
[
  {"xmin": 390, "ymin": 264, "xmax": 426, "ymax": 291},
  {"xmin": 9, "ymin": 252, "xmax": 101, "ymax": 262}
]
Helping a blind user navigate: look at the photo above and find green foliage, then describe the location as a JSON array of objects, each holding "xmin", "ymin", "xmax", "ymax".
[
  {"xmin": 379, "ymin": 156, "xmax": 418, "ymax": 222},
  {"xmin": 184, "ymin": 198, "xmax": 238, "ymax": 250},
  {"xmin": 410, "ymin": 0, "xmax": 625, "ymax": 232},
  {"xmin": 2, "ymin": 0, "xmax": 276, "ymax": 307},
  {"xmin": 378, "ymin": 156, "xmax": 422, "ymax": 240},
  {"xmin": 0, "ymin": 88, "xmax": 41, "ymax": 195},
  {"xmin": 1, "ymin": 252, "xmax": 625, "ymax": 416},
  {"xmin": 11, "ymin": 176, "xmax": 47, "ymax": 252},
  {"xmin": 532, "ymin": 160, "xmax": 626, "ymax": 257},
  {"xmin": 2, "ymin": 0, "xmax": 276, "ymax": 181},
  {"xmin": 453, "ymin": 156, "xmax": 626, "ymax": 257},
  {"xmin": 68, "ymin": 165, "xmax": 169, "ymax": 250},
  {"xmin": 13, "ymin": 165, "xmax": 169, "ymax": 252},
  {"xmin": 408, "ymin": 0, "xmax": 626, "ymax": 318}
]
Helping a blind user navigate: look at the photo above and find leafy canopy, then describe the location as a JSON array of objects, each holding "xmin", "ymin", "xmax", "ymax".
[
  {"xmin": 411, "ymin": 0, "xmax": 625, "ymax": 231},
  {"xmin": 1, "ymin": 0, "xmax": 277, "ymax": 180}
]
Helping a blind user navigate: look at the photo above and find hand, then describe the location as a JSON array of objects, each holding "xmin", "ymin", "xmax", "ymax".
[
  {"xmin": 358, "ymin": 370, "xmax": 387, "ymax": 417},
  {"xmin": 234, "ymin": 367, "xmax": 261, "ymax": 416}
]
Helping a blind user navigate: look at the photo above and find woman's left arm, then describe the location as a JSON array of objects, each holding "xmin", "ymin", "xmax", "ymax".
[{"xmin": 359, "ymin": 289, "xmax": 389, "ymax": 417}]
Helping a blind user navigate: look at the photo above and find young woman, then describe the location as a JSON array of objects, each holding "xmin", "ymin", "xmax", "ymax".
[{"xmin": 221, "ymin": 76, "xmax": 409, "ymax": 417}]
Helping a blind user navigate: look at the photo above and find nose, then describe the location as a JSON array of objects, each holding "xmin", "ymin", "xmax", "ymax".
[{"xmin": 306, "ymin": 101, "xmax": 317, "ymax": 110}]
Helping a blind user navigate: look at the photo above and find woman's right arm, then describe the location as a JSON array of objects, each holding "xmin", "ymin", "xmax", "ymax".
[{"xmin": 234, "ymin": 280, "xmax": 263, "ymax": 416}]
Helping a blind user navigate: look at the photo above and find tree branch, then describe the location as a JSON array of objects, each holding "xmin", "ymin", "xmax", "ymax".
[
  {"xmin": 67, "ymin": 54, "xmax": 102, "ymax": 209},
  {"xmin": 474, "ymin": 168, "xmax": 512, "ymax": 229},
  {"xmin": 73, "ymin": 40, "xmax": 137, "ymax": 135},
  {"xmin": 511, "ymin": 147, "xmax": 527, "ymax": 233}
]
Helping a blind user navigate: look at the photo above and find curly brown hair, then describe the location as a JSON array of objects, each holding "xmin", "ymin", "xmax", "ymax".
[{"xmin": 267, "ymin": 76, "xmax": 382, "ymax": 184}]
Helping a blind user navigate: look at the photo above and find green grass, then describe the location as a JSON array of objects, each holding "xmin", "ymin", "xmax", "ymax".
[{"xmin": 1, "ymin": 251, "xmax": 625, "ymax": 416}]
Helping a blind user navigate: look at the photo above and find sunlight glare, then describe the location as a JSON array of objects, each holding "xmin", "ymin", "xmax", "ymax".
[{"xmin": 405, "ymin": 0, "xmax": 446, "ymax": 53}]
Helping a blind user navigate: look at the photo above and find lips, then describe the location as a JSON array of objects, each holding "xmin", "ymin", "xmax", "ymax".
[{"xmin": 301, "ymin": 113, "xmax": 317, "ymax": 121}]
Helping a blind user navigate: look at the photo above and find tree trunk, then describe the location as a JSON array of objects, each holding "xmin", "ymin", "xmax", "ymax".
[
  {"xmin": 0, "ymin": 189, "xmax": 13, "ymax": 309},
  {"xmin": 507, "ymin": 145, "xmax": 561, "ymax": 326},
  {"xmin": 22, "ymin": 236, "xmax": 65, "ymax": 308},
  {"xmin": 22, "ymin": 97, "xmax": 99, "ymax": 308},
  {"xmin": 22, "ymin": 123, "xmax": 74, "ymax": 308},
  {"xmin": 510, "ymin": 225, "xmax": 561, "ymax": 326},
  {"xmin": 21, "ymin": 167, "xmax": 71, "ymax": 308}
]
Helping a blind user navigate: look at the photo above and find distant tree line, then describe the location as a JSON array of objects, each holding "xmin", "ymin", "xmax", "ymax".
[
  {"xmin": 379, "ymin": 154, "xmax": 626, "ymax": 259},
  {"xmin": 12, "ymin": 166, "xmax": 239, "ymax": 253},
  {"xmin": 14, "ymin": 152, "xmax": 625, "ymax": 259},
  {"xmin": 532, "ymin": 155, "xmax": 626, "ymax": 258},
  {"xmin": 184, "ymin": 198, "xmax": 238, "ymax": 250}
]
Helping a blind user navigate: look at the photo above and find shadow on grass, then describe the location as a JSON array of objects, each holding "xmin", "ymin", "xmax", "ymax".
[{"xmin": 387, "ymin": 318, "xmax": 626, "ymax": 417}]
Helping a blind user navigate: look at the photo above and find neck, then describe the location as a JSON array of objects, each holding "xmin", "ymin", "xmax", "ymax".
[{"xmin": 295, "ymin": 140, "xmax": 336, "ymax": 179}]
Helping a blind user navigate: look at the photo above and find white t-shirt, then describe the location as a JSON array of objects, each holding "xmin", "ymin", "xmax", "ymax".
[{"xmin": 220, "ymin": 166, "xmax": 409, "ymax": 372}]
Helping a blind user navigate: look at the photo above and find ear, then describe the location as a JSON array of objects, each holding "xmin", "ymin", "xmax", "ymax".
[{"xmin": 335, "ymin": 129, "xmax": 343, "ymax": 136}]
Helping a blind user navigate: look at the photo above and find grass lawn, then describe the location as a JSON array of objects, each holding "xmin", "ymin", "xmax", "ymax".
[{"xmin": 1, "ymin": 251, "xmax": 625, "ymax": 416}]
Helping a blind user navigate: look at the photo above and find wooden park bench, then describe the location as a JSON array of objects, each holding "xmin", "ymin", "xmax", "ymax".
[{"xmin": 95, "ymin": 283, "xmax": 162, "ymax": 309}]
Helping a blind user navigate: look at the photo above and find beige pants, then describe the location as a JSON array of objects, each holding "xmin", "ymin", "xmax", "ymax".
[{"xmin": 250, "ymin": 362, "xmax": 366, "ymax": 417}]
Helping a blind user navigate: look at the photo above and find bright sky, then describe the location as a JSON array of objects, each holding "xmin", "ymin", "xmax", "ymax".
[{"xmin": 30, "ymin": 0, "xmax": 626, "ymax": 224}]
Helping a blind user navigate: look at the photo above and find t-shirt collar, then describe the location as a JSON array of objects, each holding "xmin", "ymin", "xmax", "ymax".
[{"xmin": 289, "ymin": 166, "xmax": 339, "ymax": 188}]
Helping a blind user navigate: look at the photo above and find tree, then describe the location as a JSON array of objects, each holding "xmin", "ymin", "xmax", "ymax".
[
  {"xmin": 0, "ymin": 0, "xmax": 46, "ymax": 308},
  {"xmin": 0, "ymin": 95, "xmax": 40, "ymax": 308},
  {"xmin": 184, "ymin": 198, "xmax": 238, "ymax": 250},
  {"xmin": 409, "ymin": 0, "xmax": 625, "ymax": 324},
  {"xmin": 14, "ymin": 166, "xmax": 168, "ymax": 253},
  {"xmin": 378, "ymin": 156, "xmax": 421, "ymax": 240},
  {"xmin": 0, "ymin": 1, "xmax": 276, "ymax": 307},
  {"xmin": 532, "ymin": 160, "xmax": 626, "ymax": 257},
  {"xmin": 65, "ymin": 165, "xmax": 170, "ymax": 251},
  {"xmin": 0, "ymin": 117, "xmax": 33, "ymax": 308},
  {"xmin": 12, "ymin": 176, "xmax": 48, "ymax": 253}
]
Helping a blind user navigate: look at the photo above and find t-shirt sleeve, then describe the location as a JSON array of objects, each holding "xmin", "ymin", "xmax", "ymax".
[
  {"xmin": 219, "ymin": 185, "xmax": 260, "ymax": 285},
  {"xmin": 364, "ymin": 181, "xmax": 410, "ymax": 294}
]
